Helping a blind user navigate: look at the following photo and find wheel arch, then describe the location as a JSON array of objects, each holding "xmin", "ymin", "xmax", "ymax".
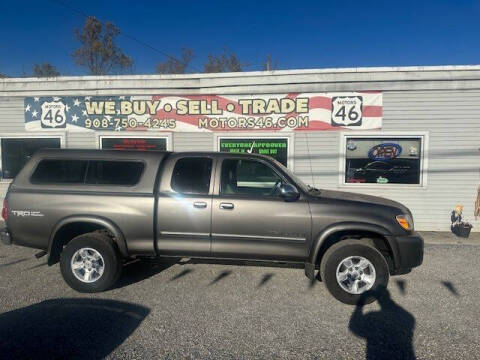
[
  {"xmin": 47, "ymin": 215, "xmax": 128, "ymax": 265},
  {"xmin": 309, "ymin": 222, "xmax": 399, "ymax": 271}
]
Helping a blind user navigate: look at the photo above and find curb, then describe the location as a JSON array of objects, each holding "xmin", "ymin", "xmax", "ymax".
[{"xmin": 419, "ymin": 231, "xmax": 480, "ymax": 246}]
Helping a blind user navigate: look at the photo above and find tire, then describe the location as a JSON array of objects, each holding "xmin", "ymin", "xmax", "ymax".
[
  {"xmin": 60, "ymin": 231, "xmax": 122, "ymax": 293},
  {"xmin": 320, "ymin": 239, "xmax": 389, "ymax": 305}
]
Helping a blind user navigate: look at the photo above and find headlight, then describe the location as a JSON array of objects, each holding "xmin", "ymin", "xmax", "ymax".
[{"xmin": 396, "ymin": 214, "xmax": 413, "ymax": 231}]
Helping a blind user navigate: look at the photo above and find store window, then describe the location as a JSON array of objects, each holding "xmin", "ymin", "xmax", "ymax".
[
  {"xmin": 0, "ymin": 138, "xmax": 61, "ymax": 180},
  {"xmin": 344, "ymin": 137, "xmax": 423, "ymax": 185},
  {"xmin": 219, "ymin": 138, "xmax": 288, "ymax": 167},
  {"xmin": 101, "ymin": 137, "xmax": 167, "ymax": 151}
]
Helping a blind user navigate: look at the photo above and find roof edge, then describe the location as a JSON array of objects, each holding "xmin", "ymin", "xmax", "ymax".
[{"xmin": 3, "ymin": 64, "xmax": 480, "ymax": 83}]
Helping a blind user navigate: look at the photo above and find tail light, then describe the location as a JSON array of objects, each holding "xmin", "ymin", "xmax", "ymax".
[{"xmin": 2, "ymin": 199, "xmax": 7, "ymax": 221}]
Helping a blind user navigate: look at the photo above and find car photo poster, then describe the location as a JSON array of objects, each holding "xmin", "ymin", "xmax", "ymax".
[{"xmin": 24, "ymin": 92, "xmax": 382, "ymax": 132}]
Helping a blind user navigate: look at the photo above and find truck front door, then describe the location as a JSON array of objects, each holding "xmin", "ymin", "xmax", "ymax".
[
  {"xmin": 211, "ymin": 157, "xmax": 311, "ymax": 261},
  {"xmin": 156, "ymin": 155, "xmax": 215, "ymax": 257}
]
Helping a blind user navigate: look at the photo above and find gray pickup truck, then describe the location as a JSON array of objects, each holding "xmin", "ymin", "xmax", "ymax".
[{"xmin": 1, "ymin": 149, "xmax": 423, "ymax": 304}]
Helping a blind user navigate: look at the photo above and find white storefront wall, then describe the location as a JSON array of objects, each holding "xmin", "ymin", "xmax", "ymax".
[{"xmin": 1, "ymin": 66, "xmax": 480, "ymax": 231}]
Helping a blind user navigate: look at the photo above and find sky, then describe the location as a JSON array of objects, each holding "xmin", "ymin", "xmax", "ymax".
[{"xmin": 1, "ymin": 0, "xmax": 480, "ymax": 77}]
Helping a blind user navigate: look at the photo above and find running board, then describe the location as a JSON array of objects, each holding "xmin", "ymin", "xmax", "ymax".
[{"xmin": 35, "ymin": 250, "xmax": 47, "ymax": 259}]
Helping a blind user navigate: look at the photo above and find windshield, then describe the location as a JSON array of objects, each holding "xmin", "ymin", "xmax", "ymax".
[{"xmin": 269, "ymin": 157, "xmax": 311, "ymax": 193}]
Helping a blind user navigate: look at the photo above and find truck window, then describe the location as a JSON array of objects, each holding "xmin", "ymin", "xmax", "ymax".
[
  {"xmin": 171, "ymin": 157, "xmax": 212, "ymax": 195},
  {"xmin": 86, "ymin": 161, "xmax": 144, "ymax": 186},
  {"xmin": 220, "ymin": 159, "xmax": 281, "ymax": 196},
  {"xmin": 31, "ymin": 159, "xmax": 144, "ymax": 186},
  {"xmin": 31, "ymin": 160, "xmax": 88, "ymax": 184}
]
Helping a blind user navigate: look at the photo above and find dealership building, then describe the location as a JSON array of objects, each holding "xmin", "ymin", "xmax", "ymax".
[{"xmin": 1, "ymin": 65, "xmax": 479, "ymax": 231}]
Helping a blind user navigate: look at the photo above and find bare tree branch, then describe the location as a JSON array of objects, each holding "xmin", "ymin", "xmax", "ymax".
[
  {"xmin": 33, "ymin": 63, "xmax": 60, "ymax": 77},
  {"xmin": 203, "ymin": 48, "xmax": 247, "ymax": 73},
  {"xmin": 72, "ymin": 16, "xmax": 133, "ymax": 75},
  {"xmin": 156, "ymin": 48, "xmax": 194, "ymax": 74}
]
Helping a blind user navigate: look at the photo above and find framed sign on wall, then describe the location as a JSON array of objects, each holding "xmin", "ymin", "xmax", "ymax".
[
  {"xmin": 97, "ymin": 133, "xmax": 172, "ymax": 151},
  {"xmin": 215, "ymin": 134, "xmax": 293, "ymax": 168}
]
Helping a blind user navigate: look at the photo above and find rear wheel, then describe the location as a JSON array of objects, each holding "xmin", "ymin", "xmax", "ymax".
[
  {"xmin": 60, "ymin": 231, "xmax": 122, "ymax": 293},
  {"xmin": 320, "ymin": 239, "xmax": 389, "ymax": 305}
]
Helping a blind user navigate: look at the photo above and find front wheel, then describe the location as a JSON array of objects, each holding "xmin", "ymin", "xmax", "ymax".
[
  {"xmin": 320, "ymin": 239, "xmax": 389, "ymax": 305},
  {"xmin": 60, "ymin": 231, "xmax": 122, "ymax": 293}
]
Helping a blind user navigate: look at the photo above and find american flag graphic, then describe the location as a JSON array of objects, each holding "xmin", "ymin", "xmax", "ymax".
[
  {"xmin": 24, "ymin": 96, "xmax": 132, "ymax": 132},
  {"xmin": 24, "ymin": 92, "xmax": 382, "ymax": 132}
]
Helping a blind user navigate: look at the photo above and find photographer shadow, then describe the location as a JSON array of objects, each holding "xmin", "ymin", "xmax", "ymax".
[{"xmin": 348, "ymin": 285, "xmax": 416, "ymax": 360}]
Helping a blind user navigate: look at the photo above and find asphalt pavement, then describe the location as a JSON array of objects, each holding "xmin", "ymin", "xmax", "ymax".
[{"xmin": 0, "ymin": 234, "xmax": 479, "ymax": 359}]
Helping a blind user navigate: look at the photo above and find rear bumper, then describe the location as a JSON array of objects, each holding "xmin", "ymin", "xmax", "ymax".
[
  {"xmin": 390, "ymin": 232, "xmax": 424, "ymax": 271},
  {"xmin": 0, "ymin": 227, "xmax": 12, "ymax": 245}
]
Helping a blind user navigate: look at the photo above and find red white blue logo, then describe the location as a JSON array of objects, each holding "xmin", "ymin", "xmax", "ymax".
[{"xmin": 368, "ymin": 143, "xmax": 402, "ymax": 160}]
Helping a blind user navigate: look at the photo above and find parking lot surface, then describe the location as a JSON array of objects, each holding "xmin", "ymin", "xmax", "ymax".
[{"xmin": 0, "ymin": 239, "xmax": 479, "ymax": 359}]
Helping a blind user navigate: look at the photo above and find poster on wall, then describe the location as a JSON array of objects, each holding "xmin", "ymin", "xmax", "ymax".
[
  {"xmin": 24, "ymin": 93, "xmax": 382, "ymax": 132},
  {"xmin": 219, "ymin": 138, "xmax": 288, "ymax": 166},
  {"xmin": 101, "ymin": 137, "xmax": 167, "ymax": 151}
]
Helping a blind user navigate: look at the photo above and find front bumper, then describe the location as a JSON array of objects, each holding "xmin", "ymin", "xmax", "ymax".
[
  {"xmin": 0, "ymin": 227, "xmax": 12, "ymax": 245},
  {"xmin": 390, "ymin": 232, "xmax": 424, "ymax": 271}
]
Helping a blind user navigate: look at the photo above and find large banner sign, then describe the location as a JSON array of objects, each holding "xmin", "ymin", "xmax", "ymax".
[{"xmin": 24, "ymin": 92, "xmax": 382, "ymax": 132}]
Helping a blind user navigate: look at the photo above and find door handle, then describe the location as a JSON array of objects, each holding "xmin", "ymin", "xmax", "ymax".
[
  {"xmin": 193, "ymin": 201, "xmax": 207, "ymax": 209},
  {"xmin": 219, "ymin": 202, "xmax": 234, "ymax": 210}
]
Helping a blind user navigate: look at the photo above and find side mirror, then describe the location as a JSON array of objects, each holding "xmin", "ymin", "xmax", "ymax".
[{"xmin": 279, "ymin": 183, "xmax": 300, "ymax": 202}]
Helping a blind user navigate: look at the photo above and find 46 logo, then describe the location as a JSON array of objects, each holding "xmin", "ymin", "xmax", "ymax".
[
  {"xmin": 41, "ymin": 101, "xmax": 66, "ymax": 128},
  {"xmin": 331, "ymin": 96, "xmax": 363, "ymax": 127}
]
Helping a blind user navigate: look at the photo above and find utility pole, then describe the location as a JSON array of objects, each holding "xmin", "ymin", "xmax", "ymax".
[{"xmin": 266, "ymin": 54, "xmax": 271, "ymax": 71}]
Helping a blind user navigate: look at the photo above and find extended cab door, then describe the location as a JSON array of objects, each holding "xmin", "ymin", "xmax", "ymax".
[
  {"xmin": 156, "ymin": 155, "xmax": 215, "ymax": 256},
  {"xmin": 211, "ymin": 157, "xmax": 311, "ymax": 261}
]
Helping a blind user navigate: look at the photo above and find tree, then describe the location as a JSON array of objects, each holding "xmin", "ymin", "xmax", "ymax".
[
  {"xmin": 156, "ymin": 48, "xmax": 194, "ymax": 74},
  {"xmin": 33, "ymin": 63, "xmax": 60, "ymax": 77},
  {"xmin": 0, "ymin": 73, "xmax": 5, "ymax": 78},
  {"xmin": 203, "ymin": 48, "xmax": 247, "ymax": 73},
  {"xmin": 72, "ymin": 16, "xmax": 133, "ymax": 75}
]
